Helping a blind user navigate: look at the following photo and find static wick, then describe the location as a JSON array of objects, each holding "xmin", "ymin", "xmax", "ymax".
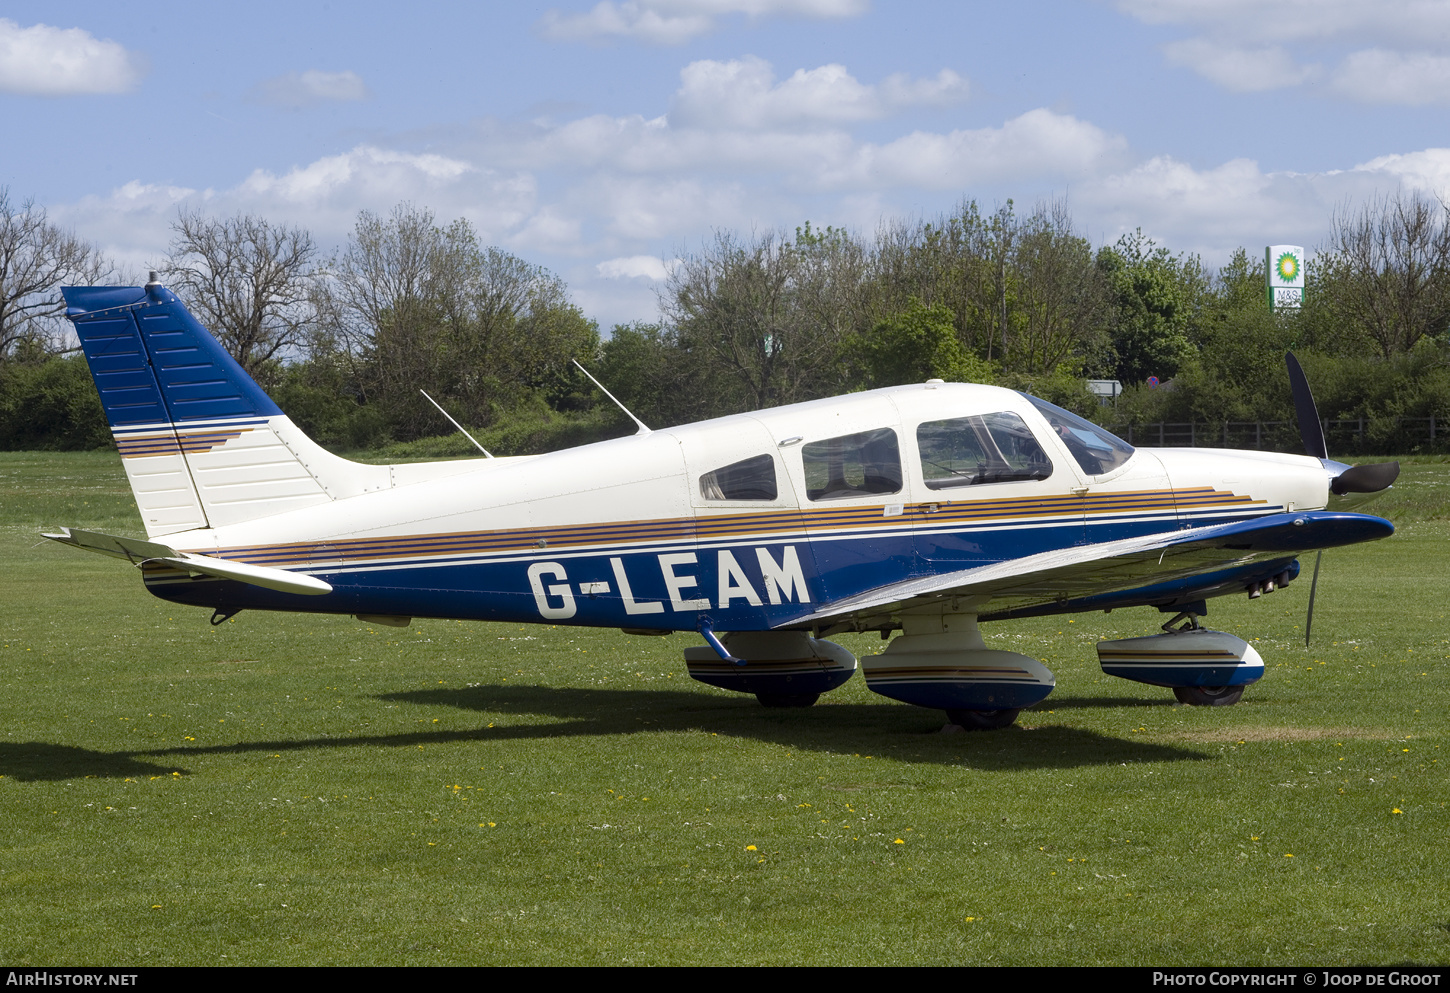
[{"xmin": 420, "ymin": 390, "xmax": 493, "ymax": 457}]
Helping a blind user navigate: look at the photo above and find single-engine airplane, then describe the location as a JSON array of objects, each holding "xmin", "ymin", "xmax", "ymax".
[{"xmin": 46, "ymin": 277, "xmax": 1400, "ymax": 729}]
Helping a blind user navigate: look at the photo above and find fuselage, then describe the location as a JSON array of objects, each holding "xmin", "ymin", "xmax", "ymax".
[{"xmin": 143, "ymin": 382, "xmax": 1331, "ymax": 631}]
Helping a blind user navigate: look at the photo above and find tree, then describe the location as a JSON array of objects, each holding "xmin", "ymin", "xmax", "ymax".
[
  {"xmin": 0, "ymin": 188, "xmax": 110, "ymax": 359},
  {"xmin": 163, "ymin": 210, "xmax": 318, "ymax": 378},
  {"xmin": 324, "ymin": 204, "xmax": 596, "ymax": 439},
  {"xmin": 844, "ymin": 298, "xmax": 994, "ymax": 389},
  {"xmin": 867, "ymin": 199, "xmax": 1111, "ymax": 378},
  {"xmin": 1098, "ymin": 230, "xmax": 1207, "ymax": 385},
  {"xmin": 666, "ymin": 226, "xmax": 869, "ymax": 415},
  {"xmin": 1011, "ymin": 201, "xmax": 1112, "ymax": 376},
  {"xmin": 1318, "ymin": 191, "xmax": 1450, "ymax": 358}
]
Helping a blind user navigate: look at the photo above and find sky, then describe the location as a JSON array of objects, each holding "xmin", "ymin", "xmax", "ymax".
[{"xmin": 4, "ymin": 0, "xmax": 1450, "ymax": 330}]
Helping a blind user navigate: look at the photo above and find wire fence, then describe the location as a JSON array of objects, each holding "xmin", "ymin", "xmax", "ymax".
[{"xmin": 1107, "ymin": 417, "xmax": 1447, "ymax": 456}]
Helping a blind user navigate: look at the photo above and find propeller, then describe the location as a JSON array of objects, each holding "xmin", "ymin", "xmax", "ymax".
[
  {"xmin": 1285, "ymin": 353, "xmax": 1328, "ymax": 460},
  {"xmin": 1284, "ymin": 352, "xmax": 1400, "ymax": 646}
]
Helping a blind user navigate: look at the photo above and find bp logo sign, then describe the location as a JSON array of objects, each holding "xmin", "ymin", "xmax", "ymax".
[{"xmin": 1267, "ymin": 245, "xmax": 1305, "ymax": 310}]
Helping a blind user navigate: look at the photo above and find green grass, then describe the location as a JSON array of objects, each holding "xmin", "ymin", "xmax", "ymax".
[{"xmin": 1, "ymin": 452, "xmax": 1447, "ymax": 965}]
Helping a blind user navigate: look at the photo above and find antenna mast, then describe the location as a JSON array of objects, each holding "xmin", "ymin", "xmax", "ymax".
[
  {"xmin": 419, "ymin": 390, "xmax": 494, "ymax": 457},
  {"xmin": 572, "ymin": 359, "xmax": 651, "ymax": 435}
]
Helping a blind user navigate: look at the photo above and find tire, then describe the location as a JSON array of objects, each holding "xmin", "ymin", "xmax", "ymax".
[
  {"xmin": 1172, "ymin": 685, "xmax": 1244, "ymax": 706},
  {"xmin": 945, "ymin": 708, "xmax": 1021, "ymax": 730},
  {"xmin": 756, "ymin": 693, "xmax": 820, "ymax": 708}
]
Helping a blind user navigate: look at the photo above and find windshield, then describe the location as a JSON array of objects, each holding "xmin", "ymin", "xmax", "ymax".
[{"xmin": 1021, "ymin": 394, "xmax": 1135, "ymax": 476}]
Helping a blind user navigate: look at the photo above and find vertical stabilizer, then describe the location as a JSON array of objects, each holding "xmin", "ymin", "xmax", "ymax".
[{"xmin": 64, "ymin": 280, "xmax": 393, "ymax": 538}]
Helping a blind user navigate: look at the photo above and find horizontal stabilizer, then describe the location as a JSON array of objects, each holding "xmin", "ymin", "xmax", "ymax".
[{"xmin": 44, "ymin": 527, "xmax": 332, "ymax": 596}]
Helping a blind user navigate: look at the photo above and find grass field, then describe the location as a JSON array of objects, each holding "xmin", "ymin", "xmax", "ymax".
[{"xmin": 1, "ymin": 451, "xmax": 1448, "ymax": 966}]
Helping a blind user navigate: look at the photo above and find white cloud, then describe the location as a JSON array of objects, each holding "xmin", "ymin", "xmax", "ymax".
[
  {"xmin": 1161, "ymin": 40, "xmax": 1317, "ymax": 92},
  {"xmin": 505, "ymin": 104, "xmax": 1117, "ymax": 194},
  {"xmin": 567, "ymin": 176, "xmax": 755, "ymax": 240},
  {"xmin": 249, "ymin": 69, "xmax": 369, "ymax": 108},
  {"xmin": 52, "ymin": 146, "xmax": 537, "ymax": 276},
  {"xmin": 1117, "ymin": 1, "xmax": 1450, "ymax": 102},
  {"xmin": 597, "ymin": 255, "xmax": 676, "ymax": 279},
  {"xmin": 669, "ymin": 57, "xmax": 967, "ymax": 129},
  {"xmin": 1114, "ymin": 1, "xmax": 1450, "ymax": 47},
  {"xmin": 1352, "ymin": 148, "xmax": 1450, "ymax": 193},
  {"xmin": 1331, "ymin": 49, "xmax": 1450, "ymax": 105},
  {"xmin": 821, "ymin": 109, "xmax": 1127, "ymax": 191},
  {"xmin": 237, "ymin": 146, "xmax": 474, "ymax": 205},
  {"xmin": 1084, "ymin": 156, "xmax": 1275, "ymax": 232},
  {"xmin": 522, "ymin": 109, "xmax": 850, "ymax": 175},
  {"xmin": 0, "ymin": 18, "xmax": 145, "ymax": 96},
  {"xmin": 1068, "ymin": 151, "xmax": 1450, "ymax": 264},
  {"xmin": 538, "ymin": 0, "xmax": 867, "ymax": 45}
]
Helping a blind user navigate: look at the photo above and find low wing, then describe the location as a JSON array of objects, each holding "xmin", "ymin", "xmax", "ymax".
[
  {"xmin": 788, "ymin": 511, "xmax": 1393, "ymax": 627},
  {"xmin": 44, "ymin": 527, "xmax": 333, "ymax": 596}
]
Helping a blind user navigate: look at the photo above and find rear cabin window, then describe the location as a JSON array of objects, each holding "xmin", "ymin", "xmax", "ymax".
[
  {"xmin": 699, "ymin": 454, "xmax": 778, "ymax": 501},
  {"xmin": 916, "ymin": 412, "xmax": 1053, "ymax": 489},
  {"xmin": 803, "ymin": 428, "xmax": 902, "ymax": 501}
]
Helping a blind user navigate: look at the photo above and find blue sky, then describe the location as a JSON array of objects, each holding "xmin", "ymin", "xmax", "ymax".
[{"xmin": 4, "ymin": 1, "xmax": 1450, "ymax": 329}]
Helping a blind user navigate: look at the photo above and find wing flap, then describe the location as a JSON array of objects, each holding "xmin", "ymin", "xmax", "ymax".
[{"xmin": 788, "ymin": 511, "xmax": 1393, "ymax": 626}]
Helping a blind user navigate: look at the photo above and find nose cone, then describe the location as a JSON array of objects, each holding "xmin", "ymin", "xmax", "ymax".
[{"xmin": 1322, "ymin": 459, "xmax": 1400, "ymax": 510}]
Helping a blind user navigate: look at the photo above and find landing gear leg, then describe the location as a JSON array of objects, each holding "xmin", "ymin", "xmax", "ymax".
[{"xmin": 945, "ymin": 708, "xmax": 1021, "ymax": 730}]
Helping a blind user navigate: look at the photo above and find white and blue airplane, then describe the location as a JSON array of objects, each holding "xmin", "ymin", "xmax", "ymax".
[{"xmin": 46, "ymin": 277, "xmax": 1399, "ymax": 729}]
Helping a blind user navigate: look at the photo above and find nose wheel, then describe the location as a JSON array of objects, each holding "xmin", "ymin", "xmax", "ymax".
[
  {"xmin": 946, "ymin": 708, "xmax": 1021, "ymax": 730},
  {"xmin": 1172, "ymin": 685, "xmax": 1244, "ymax": 706}
]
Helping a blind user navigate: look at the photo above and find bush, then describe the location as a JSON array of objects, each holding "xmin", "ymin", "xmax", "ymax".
[{"xmin": 0, "ymin": 356, "xmax": 110, "ymax": 451}]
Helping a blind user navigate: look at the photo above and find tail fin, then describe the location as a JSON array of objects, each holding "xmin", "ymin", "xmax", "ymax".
[{"xmin": 64, "ymin": 279, "xmax": 394, "ymax": 537}]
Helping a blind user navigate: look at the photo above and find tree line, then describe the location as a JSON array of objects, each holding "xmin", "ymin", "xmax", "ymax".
[{"xmin": 3, "ymin": 186, "xmax": 1450, "ymax": 455}]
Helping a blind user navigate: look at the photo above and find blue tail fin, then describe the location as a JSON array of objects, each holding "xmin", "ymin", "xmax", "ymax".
[
  {"xmin": 64, "ymin": 280, "xmax": 394, "ymax": 537},
  {"xmin": 66, "ymin": 281, "xmax": 282, "ymax": 430}
]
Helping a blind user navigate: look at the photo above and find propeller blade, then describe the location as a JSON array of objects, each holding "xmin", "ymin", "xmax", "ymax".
[
  {"xmin": 1285, "ymin": 353, "xmax": 1328, "ymax": 460},
  {"xmin": 1304, "ymin": 549, "xmax": 1322, "ymax": 647},
  {"xmin": 1330, "ymin": 461, "xmax": 1401, "ymax": 495}
]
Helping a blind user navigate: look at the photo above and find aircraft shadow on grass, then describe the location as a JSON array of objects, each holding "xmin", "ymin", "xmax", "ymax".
[
  {"xmin": 0, "ymin": 742, "xmax": 184, "ymax": 782},
  {"xmin": 0, "ymin": 683, "xmax": 1207, "ymax": 781}
]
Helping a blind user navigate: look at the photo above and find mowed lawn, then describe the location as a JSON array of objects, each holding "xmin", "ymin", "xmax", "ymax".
[{"xmin": 1, "ymin": 451, "xmax": 1447, "ymax": 966}]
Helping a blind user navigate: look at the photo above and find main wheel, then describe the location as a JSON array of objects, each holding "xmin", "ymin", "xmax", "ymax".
[
  {"xmin": 945, "ymin": 708, "xmax": 1021, "ymax": 730},
  {"xmin": 1173, "ymin": 685, "xmax": 1244, "ymax": 706},
  {"xmin": 756, "ymin": 692, "xmax": 820, "ymax": 708}
]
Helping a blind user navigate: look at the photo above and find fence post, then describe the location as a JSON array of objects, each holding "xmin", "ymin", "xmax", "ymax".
[{"xmin": 1256, "ymin": 421, "xmax": 1262, "ymax": 449}]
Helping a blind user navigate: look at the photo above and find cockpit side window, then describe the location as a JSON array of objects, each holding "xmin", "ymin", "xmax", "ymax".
[
  {"xmin": 1022, "ymin": 394, "xmax": 1135, "ymax": 476},
  {"xmin": 917, "ymin": 412, "xmax": 1053, "ymax": 489},
  {"xmin": 803, "ymin": 428, "xmax": 902, "ymax": 501},
  {"xmin": 699, "ymin": 454, "xmax": 778, "ymax": 501}
]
